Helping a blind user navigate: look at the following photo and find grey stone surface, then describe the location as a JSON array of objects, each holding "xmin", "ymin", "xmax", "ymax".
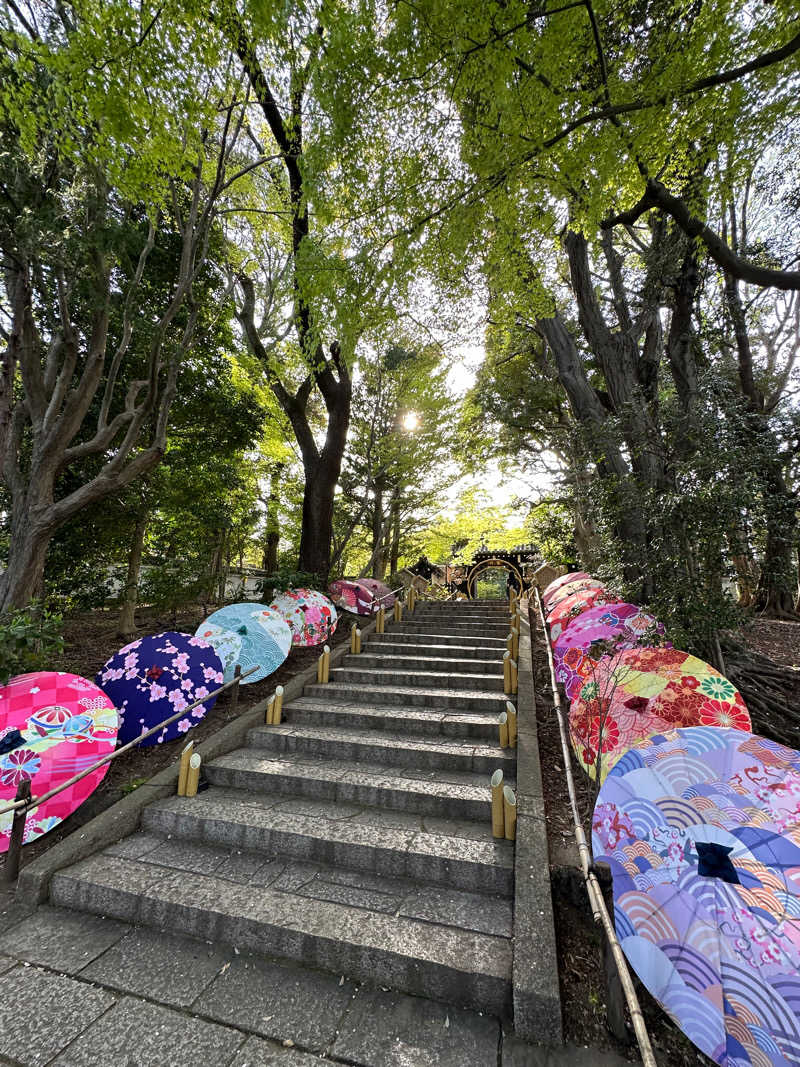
[
  {"xmin": 332, "ymin": 987, "xmax": 500, "ymax": 1066},
  {"xmin": 193, "ymin": 952, "xmax": 356, "ymax": 1053},
  {"xmin": 285, "ymin": 699, "xmax": 499, "ymax": 740},
  {"xmin": 229, "ymin": 1036, "xmax": 325, "ymax": 1066},
  {"xmin": 0, "ymin": 906, "xmax": 127, "ymax": 974},
  {"xmin": 513, "ymin": 614, "xmax": 563, "ymax": 1045},
  {"xmin": 80, "ymin": 927, "xmax": 230, "ymax": 1006},
  {"xmin": 399, "ymin": 886, "xmax": 512, "ymax": 937},
  {"xmin": 51, "ymin": 995, "xmax": 242, "ymax": 1067},
  {"xmin": 331, "ymin": 667, "xmax": 505, "ymax": 692},
  {"xmin": 303, "ymin": 681, "xmax": 507, "ymax": 712},
  {"xmin": 0, "ymin": 953, "xmax": 18, "ymax": 974},
  {"xmin": 501, "ymin": 1035, "xmax": 631, "ymax": 1066},
  {"xmin": 0, "ymin": 965, "xmax": 116, "ymax": 1066},
  {"xmin": 103, "ymin": 831, "xmax": 164, "ymax": 860}
]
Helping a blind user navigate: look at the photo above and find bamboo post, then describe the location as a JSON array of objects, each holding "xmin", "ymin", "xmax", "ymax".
[
  {"xmin": 503, "ymin": 786, "xmax": 517, "ymax": 841},
  {"xmin": 511, "ymin": 626, "xmax": 519, "ymax": 661},
  {"xmin": 506, "ymin": 700, "xmax": 518, "ymax": 748},
  {"xmin": 503, "ymin": 651, "xmax": 512, "ymax": 695},
  {"xmin": 265, "ymin": 695, "xmax": 275, "ymax": 725},
  {"xmin": 506, "ymin": 631, "xmax": 513, "ymax": 655},
  {"xmin": 498, "ymin": 711, "xmax": 509, "ymax": 748},
  {"xmin": 177, "ymin": 741, "xmax": 194, "ymax": 796},
  {"xmin": 377, "ymin": 606, "xmax": 385, "ymax": 634},
  {"xmin": 355, "ymin": 628, "xmax": 362, "ymax": 654},
  {"xmin": 393, "ymin": 600, "xmax": 402, "ymax": 623},
  {"xmin": 185, "ymin": 753, "xmax": 201, "ymax": 798},
  {"xmin": 229, "ymin": 663, "xmax": 242, "ymax": 713},
  {"xmin": 510, "ymin": 658, "xmax": 518, "ymax": 695},
  {"xmin": 1, "ymin": 780, "xmax": 30, "ymax": 884},
  {"xmin": 408, "ymin": 586, "xmax": 416, "ymax": 612},
  {"xmin": 322, "ymin": 646, "xmax": 331, "ymax": 683},
  {"xmin": 491, "ymin": 769, "xmax": 505, "ymax": 838},
  {"xmin": 350, "ymin": 622, "xmax": 358, "ymax": 654},
  {"xmin": 317, "ymin": 651, "xmax": 324, "ymax": 683},
  {"xmin": 273, "ymin": 685, "xmax": 284, "ymax": 723}
]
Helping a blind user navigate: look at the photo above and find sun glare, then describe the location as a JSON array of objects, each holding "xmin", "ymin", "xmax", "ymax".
[{"xmin": 402, "ymin": 411, "xmax": 420, "ymax": 431}]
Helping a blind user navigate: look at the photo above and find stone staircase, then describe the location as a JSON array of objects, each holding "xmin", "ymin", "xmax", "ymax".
[{"xmin": 49, "ymin": 599, "xmax": 517, "ymax": 1019}]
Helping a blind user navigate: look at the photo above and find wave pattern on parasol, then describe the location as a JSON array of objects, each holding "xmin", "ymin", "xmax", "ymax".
[
  {"xmin": 196, "ymin": 603, "xmax": 292, "ymax": 684},
  {"xmin": 593, "ymin": 726, "xmax": 800, "ymax": 1066}
]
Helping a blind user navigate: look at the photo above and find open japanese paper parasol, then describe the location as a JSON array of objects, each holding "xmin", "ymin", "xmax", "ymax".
[
  {"xmin": 542, "ymin": 571, "xmax": 590, "ymax": 606},
  {"xmin": 569, "ymin": 646, "xmax": 751, "ymax": 781},
  {"xmin": 593, "ymin": 726, "xmax": 800, "ymax": 1066},
  {"xmin": 269, "ymin": 588, "xmax": 338, "ymax": 647},
  {"xmin": 328, "ymin": 579, "xmax": 387, "ymax": 616},
  {"xmin": 548, "ymin": 588, "xmax": 624, "ymax": 642},
  {"xmin": 197, "ymin": 603, "xmax": 292, "ymax": 683},
  {"xmin": 96, "ymin": 632, "xmax": 223, "ymax": 747},
  {"xmin": 553, "ymin": 602, "xmax": 665, "ymax": 699},
  {"xmin": 546, "ymin": 578, "xmax": 606, "ymax": 615},
  {"xmin": 358, "ymin": 578, "xmax": 396, "ymax": 609},
  {"xmin": 0, "ymin": 672, "xmax": 118, "ymax": 852}
]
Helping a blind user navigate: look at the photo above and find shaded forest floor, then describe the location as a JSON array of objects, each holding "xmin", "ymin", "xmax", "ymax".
[{"xmin": 7, "ymin": 601, "xmax": 354, "ymax": 875}]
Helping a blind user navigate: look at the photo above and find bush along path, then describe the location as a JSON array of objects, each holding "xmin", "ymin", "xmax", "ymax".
[{"xmin": 0, "ymin": 599, "xmax": 550, "ymax": 1066}]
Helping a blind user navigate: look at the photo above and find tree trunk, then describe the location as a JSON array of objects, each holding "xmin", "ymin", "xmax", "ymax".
[
  {"xmin": 262, "ymin": 464, "xmax": 283, "ymax": 572},
  {"xmin": 389, "ymin": 493, "xmax": 401, "ymax": 576},
  {"xmin": 755, "ymin": 460, "xmax": 798, "ymax": 616},
  {"xmin": 371, "ymin": 483, "xmax": 385, "ymax": 580},
  {"xmin": 298, "ymin": 462, "xmax": 339, "ymax": 581},
  {"xmin": 0, "ymin": 520, "xmax": 53, "ymax": 615},
  {"xmin": 117, "ymin": 509, "xmax": 149, "ymax": 638}
]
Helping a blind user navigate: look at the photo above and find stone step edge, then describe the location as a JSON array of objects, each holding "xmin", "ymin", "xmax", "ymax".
[
  {"xmin": 50, "ymin": 855, "xmax": 513, "ymax": 1017},
  {"xmin": 141, "ymin": 790, "xmax": 514, "ymax": 895}
]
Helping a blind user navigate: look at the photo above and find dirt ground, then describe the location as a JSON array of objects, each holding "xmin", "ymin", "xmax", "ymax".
[{"xmin": 5, "ymin": 601, "xmax": 354, "ymax": 876}]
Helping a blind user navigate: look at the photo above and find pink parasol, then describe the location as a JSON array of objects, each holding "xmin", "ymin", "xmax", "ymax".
[
  {"xmin": 548, "ymin": 588, "xmax": 624, "ymax": 642},
  {"xmin": 269, "ymin": 588, "xmax": 338, "ymax": 647},
  {"xmin": 358, "ymin": 578, "xmax": 396, "ymax": 609},
  {"xmin": 569, "ymin": 646, "xmax": 750, "ymax": 781},
  {"xmin": 541, "ymin": 571, "xmax": 589, "ymax": 606},
  {"xmin": 552, "ymin": 602, "xmax": 665, "ymax": 700},
  {"xmin": 0, "ymin": 671, "xmax": 118, "ymax": 852},
  {"xmin": 546, "ymin": 578, "xmax": 605, "ymax": 615}
]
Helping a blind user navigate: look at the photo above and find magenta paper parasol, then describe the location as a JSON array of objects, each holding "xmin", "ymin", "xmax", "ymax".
[
  {"xmin": 548, "ymin": 588, "xmax": 624, "ymax": 642},
  {"xmin": 0, "ymin": 671, "xmax": 118, "ymax": 852},
  {"xmin": 542, "ymin": 571, "xmax": 589, "ymax": 606},
  {"xmin": 546, "ymin": 578, "xmax": 605, "ymax": 615},
  {"xmin": 358, "ymin": 578, "xmax": 396, "ymax": 609},
  {"xmin": 552, "ymin": 602, "xmax": 665, "ymax": 699}
]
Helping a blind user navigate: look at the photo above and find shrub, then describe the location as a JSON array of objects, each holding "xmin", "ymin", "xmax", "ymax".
[{"xmin": 0, "ymin": 603, "xmax": 64, "ymax": 685}]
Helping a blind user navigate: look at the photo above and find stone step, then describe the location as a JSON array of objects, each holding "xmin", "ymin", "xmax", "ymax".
[
  {"xmin": 247, "ymin": 723, "xmax": 516, "ymax": 775},
  {"xmin": 392, "ymin": 622, "xmax": 510, "ymax": 636},
  {"xmin": 204, "ymin": 749, "xmax": 510, "ymax": 821},
  {"xmin": 370, "ymin": 631, "xmax": 507, "ymax": 649},
  {"xmin": 345, "ymin": 653, "xmax": 503, "ymax": 674},
  {"xmin": 330, "ymin": 666, "xmax": 505, "ymax": 693},
  {"xmin": 142, "ymin": 787, "xmax": 514, "ymax": 895},
  {"xmin": 50, "ymin": 851, "xmax": 513, "ymax": 1016},
  {"xmin": 303, "ymin": 681, "xmax": 510, "ymax": 712},
  {"xmin": 413, "ymin": 610, "xmax": 512, "ymax": 621},
  {"xmin": 284, "ymin": 698, "xmax": 500, "ymax": 740},
  {"xmin": 362, "ymin": 641, "xmax": 502, "ymax": 662}
]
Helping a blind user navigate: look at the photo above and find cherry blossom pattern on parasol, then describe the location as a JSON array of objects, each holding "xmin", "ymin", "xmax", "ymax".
[
  {"xmin": 96, "ymin": 632, "xmax": 223, "ymax": 747},
  {"xmin": 552, "ymin": 602, "xmax": 665, "ymax": 700},
  {"xmin": 269, "ymin": 588, "xmax": 338, "ymax": 647},
  {"xmin": 0, "ymin": 671, "xmax": 118, "ymax": 851},
  {"xmin": 593, "ymin": 726, "xmax": 800, "ymax": 1066},
  {"xmin": 569, "ymin": 646, "xmax": 750, "ymax": 781},
  {"xmin": 541, "ymin": 571, "xmax": 590, "ymax": 607}
]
